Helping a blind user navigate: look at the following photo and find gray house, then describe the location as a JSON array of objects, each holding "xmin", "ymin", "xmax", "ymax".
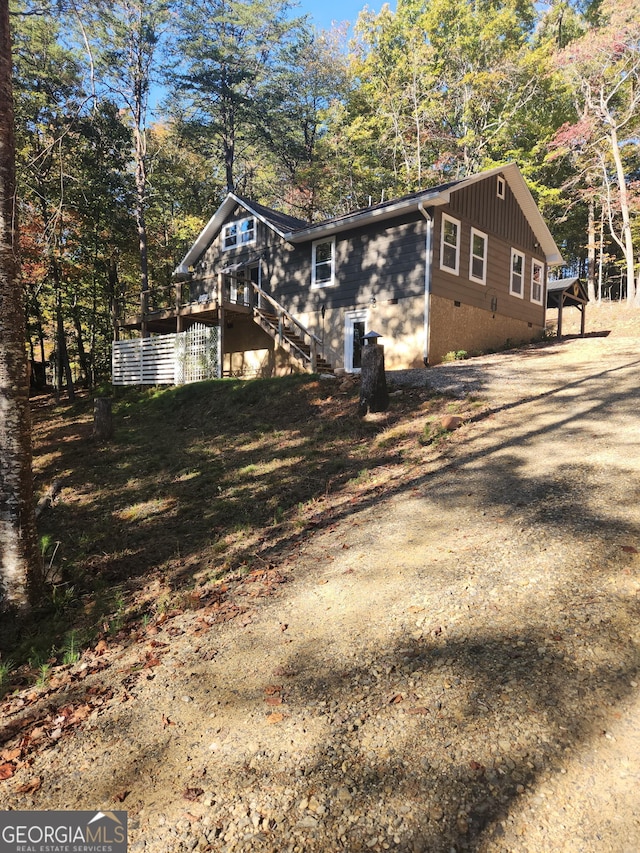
[{"xmin": 120, "ymin": 163, "xmax": 562, "ymax": 380}]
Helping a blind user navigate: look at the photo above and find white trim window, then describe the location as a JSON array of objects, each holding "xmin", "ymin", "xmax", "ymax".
[
  {"xmin": 440, "ymin": 213, "xmax": 460, "ymax": 275},
  {"xmin": 497, "ymin": 176, "xmax": 506, "ymax": 200},
  {"xmin": 469, "ymin": 228, "xmax": 487, "ymax": 284},
  {"xmin": 510, "ymin": 249, "xmax": 525, "ymax": 298},
  {"xmin": 312, "ymin": 237, "xmax": 336, "ymax": 287},
  {"xmin": 222, "ymin": 216, "xmax": 255, "ymax": 250},
  {"xmin": 531, "ymin": 260, "xmax": 544, "ymax": 305}
]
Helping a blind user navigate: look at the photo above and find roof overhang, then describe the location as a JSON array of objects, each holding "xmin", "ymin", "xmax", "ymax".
[
  {"xmin": 286, "ymin": 163, "xmax": 563, "ymax": 266},
  {"xmin": 173, "ymin": 163, "xmax": 563, "ymax": 278},
  {"xmin": 285, "ymin": 190, "xmax": 451, "ymax": 243}
]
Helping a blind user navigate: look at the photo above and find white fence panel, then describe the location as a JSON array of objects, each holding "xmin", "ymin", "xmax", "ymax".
[
  {"xmin": 112, "ymin": 323, "xmax": 220, "ymax": 386},
  {"xmin": 112, "ymin": 339, "xmax": 143, "ymax": 385},
  {"xmin": 141, "ymin": 336, "xmax": 177, "ymax": 384}
]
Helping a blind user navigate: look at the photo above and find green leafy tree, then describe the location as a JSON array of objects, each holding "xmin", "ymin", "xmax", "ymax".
[
  {"xmin": 78, "ymin": 0, "xmax": 172, "ymax": 334},
  {"xmin": 169, "ymin": 0, "xmax": 307, "ymax": 193}
]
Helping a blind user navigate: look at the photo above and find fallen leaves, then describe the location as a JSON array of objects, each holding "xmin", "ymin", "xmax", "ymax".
[
  {"xmin": 0, "ymin": 686, "xmax": 114, "ymax": 768},
  {"xmin": 265, "ymin": 685, "xmax": 284, "ymax": 706},
  {"xmin": 272, "ymin": 665, "xmax": 297, "ymax": 678},
  {"xmin": 266, "ymin": 712, "xmax": 286, "ymax": 725},
  {"xmin": 15, "ymin": 776, "xmax": 42, "ymax": 794},
  {"xmin": 183, "ymin": 787, "xmax": 204, "ymax": 801},
  {"xmin": 0, "ymin": 763, "xmax": 15, "ymax": 780}
]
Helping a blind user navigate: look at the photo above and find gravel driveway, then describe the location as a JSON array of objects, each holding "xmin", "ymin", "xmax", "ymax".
[{"xmin": 4, "ymin": 331, "xmax": 640, "ymax": 853}]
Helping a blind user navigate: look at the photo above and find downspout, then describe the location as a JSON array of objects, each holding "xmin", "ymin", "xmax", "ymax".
[{"xmin": 419, "ymin": 203, "xmax": 434, "ymax": 366}]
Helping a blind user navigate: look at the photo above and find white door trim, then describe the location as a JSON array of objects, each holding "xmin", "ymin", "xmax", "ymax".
[{"xmin": 344, "ymin": 309, "xmax": 368, "ymax": 373}]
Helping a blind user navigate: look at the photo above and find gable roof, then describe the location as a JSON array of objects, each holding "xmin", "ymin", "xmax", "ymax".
[
  {"xmin": 287, "ymin": 164, "xmax": 562, "ymax": 265},
  {"xmin": 174, "ymin": 193, "xmax": 308, "ymax": 278},
  {"xmin": 174, "ymin": 163, "xmax": 562, "ymax": 278}
]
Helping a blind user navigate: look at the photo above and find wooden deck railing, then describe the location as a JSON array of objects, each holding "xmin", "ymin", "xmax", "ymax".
[{"xmin": 249, "ymin": 281, "xmax": 322, "ymax": 372}]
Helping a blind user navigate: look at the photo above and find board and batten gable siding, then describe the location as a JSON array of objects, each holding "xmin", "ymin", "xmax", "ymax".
[
  {"xmin": 268, "ymin": 213, "xmax": 427, "ymax": 316},
  {"xmin": 189, "ymin": 204, "xmax": 268, "ymax": 297},
  {"xmin": 432, "ymin": 177, "xmax": 547, "ymax": 327}
]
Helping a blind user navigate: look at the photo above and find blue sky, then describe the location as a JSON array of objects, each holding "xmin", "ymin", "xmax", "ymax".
[{"xmin": 301, "ymin": 0, "xmax": 389, "ymax": 32}]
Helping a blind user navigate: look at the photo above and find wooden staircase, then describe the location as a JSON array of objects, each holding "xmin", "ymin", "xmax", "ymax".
[{"xmin": 249, "ymin": 283, "xmax": 333, "ymax": 374}]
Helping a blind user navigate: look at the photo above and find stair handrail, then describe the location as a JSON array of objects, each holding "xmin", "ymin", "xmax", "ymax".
[{"xmin": 251, "ymin": 282, "xmax": 321, "ymax": 371}]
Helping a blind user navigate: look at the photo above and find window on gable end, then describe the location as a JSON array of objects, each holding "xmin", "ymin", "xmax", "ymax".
[
  {"xmin": 222, "ymin": 216, "xmax": 256, "ymax": 250},
  {"xmin": 497, "ymin": 176, "xmax": 505, "ymax": 199},
  {"xmin": 312, "ymin": 238, "xmax": 336, "ymax": 287},
  {"xmin": 469, "ymin": 228, "xmax": 487, "ymax": 284},
  {"xmin": 531, "ymin": 260, "xmax": 544, "ymax": 305},
  {"xmin": 440, "ymin": 213, "xmax": 460, "ymax": 275},
  {"xmin": 510, "ymin": 249, "xmax": 525, "ymax": 298}
]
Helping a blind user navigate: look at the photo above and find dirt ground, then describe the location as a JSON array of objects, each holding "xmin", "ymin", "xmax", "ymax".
[{"xmin": 2, "ymin": 301, "xmax": 640, "ymax": 852}]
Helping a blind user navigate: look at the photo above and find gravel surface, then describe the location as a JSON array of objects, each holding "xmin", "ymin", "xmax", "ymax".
[{"xmin": 2, "ymin": 315, "xmax": 640, "ymax": 853}]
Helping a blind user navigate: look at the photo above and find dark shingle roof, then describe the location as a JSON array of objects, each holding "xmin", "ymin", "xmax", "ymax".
[{"xmin": 235, "ymin": 196, "xmax": 309, "ymax": 232}]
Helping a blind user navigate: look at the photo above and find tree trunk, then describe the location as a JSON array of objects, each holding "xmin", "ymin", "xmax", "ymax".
[
  {"xmin": 93, "ymin": 397, "xmax": 113, "ymax": 441},
  {"xmin": 52, "ymin": 257, "xmax": 75, "ymax": 401},
  {"xmin": 359, "ymin": 344, "xmax": 389, "ymax": 415},
  {"xmin": 71, "ymin": 300, "xmax": 91, "ymax": 388},
  {"xmin": 587, "ymin": 197, "xmax": 596, "ymax": 303},
  {"xmin": 135, "ymin": 146, "xmax": 150, "ymax": 337},
  {"xmin": 109, "ymin": 252, "xmax": 120, "ymax": 341},
  {"xmin": 0, "ymin": 0, "xmax": 41, "ymax": 608},
  {"xmin": 607, "ymin": 122, "xmax": 637, "ymax": 305}
]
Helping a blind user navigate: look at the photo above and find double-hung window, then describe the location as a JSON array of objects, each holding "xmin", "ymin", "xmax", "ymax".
[
  {"xmin": 312, "ymin": 238, "xmax": 335, "ymax": 287},
  {"xmin": 531, "ymin": 260, "xmax": 544, "ymax": 305},
  {"xmin": 469, "ymin": 228, "xmax": 487, "ymax": 284},
  {"xmin": 223, "ymin": 216, "xmax": 255, "ymax": 250},
  {"xmin": 440, "ymin": 214, "xmax": 460, "ymax": 275},
  {"xmin": 510, "ymin": 249, "xmax": 525, "ymax": 298}
]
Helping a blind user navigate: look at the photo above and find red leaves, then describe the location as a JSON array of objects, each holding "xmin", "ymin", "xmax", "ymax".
[
  {"xmin": 264, "ymin": 685, "xmax": 284, "ymax": 706},
  {"xmin": 0, "ymin": 763, "xmax": 15, "ymax": 780},
  {"xmin": 264, "ymin": 685, "xmax": 287, "ymax": 722}
]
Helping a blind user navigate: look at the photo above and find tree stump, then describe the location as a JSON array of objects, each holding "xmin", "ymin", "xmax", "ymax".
[
  {"xmin": 93, "ymin": 397, "xmax": 113, "ymax": 441},
  {"xmin": 359, "ymin": 344, "xmax": 389, "ymax": 415}
]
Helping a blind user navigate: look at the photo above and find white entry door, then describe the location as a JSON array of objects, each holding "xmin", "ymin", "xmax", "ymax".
[{"xmin": 344, "ymin": 310, "xmax": 368, "ymax": 373}]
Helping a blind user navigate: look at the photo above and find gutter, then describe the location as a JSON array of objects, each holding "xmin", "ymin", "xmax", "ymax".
[
  {"xmin": 418, "ymin": 202, "xmax": 434, "ymax": 366},
  {"xmin": 286, "ymin": 191, "xmax": 446, "ymax": 243}
]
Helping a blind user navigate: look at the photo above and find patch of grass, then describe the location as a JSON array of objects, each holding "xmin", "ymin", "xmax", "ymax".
[
  {"xmin": 0, "ymin": 658, "xmax": 14, "ymax": 697},
  {"xmin": 2, "ymin": 375, "xmax": 463, "ymax": 671},
  {"xmin": 60, "ymin": 631, "xmax": 80, "ymax": 666},
  {"xmin": 441, "ymin": 349, "xmax": 468, "ymax": 362},
  {"xmin": 420, "ymin": 420, "xmax": 451, "ymax": 447}
]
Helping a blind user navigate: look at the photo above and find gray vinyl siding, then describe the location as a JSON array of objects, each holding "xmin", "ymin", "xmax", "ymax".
[{"xmin": 270, "ymin": 214, "xmax": 426, "ymax": 315}]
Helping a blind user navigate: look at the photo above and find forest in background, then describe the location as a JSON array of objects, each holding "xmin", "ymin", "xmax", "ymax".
[{"xmin": 11, "ymin": 0, "xmax": 640, "ymax": 391}]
